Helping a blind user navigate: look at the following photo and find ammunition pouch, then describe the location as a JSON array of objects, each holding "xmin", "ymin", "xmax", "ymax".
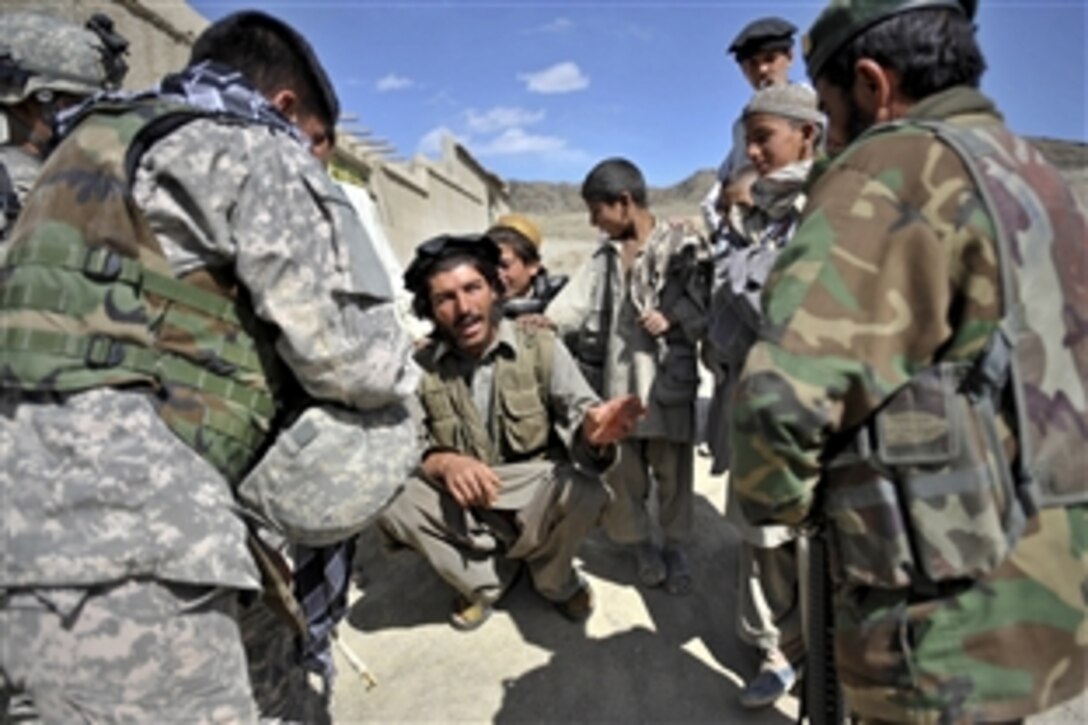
[{"xmin": 822, "ymin": 361, "xmax": 1027, "ymax": 591}]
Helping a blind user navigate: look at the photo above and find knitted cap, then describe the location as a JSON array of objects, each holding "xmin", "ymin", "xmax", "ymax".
[{"xmin": 743, "ymin": 83, "xmax": 824, "ymax": 128}]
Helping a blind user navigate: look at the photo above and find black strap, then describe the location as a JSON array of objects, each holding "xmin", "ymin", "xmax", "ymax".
[{"xmin": 0, "ymin": 161, "xmax": 20, "ymax": 230}]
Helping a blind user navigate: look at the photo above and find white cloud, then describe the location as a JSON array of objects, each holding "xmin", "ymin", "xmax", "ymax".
[
  {"xmin": 417, "ymin": 126, "xmax": 462, "ymax": 156},
  {"xmin": 465, "ymin": 106, "xmax": 545, "ymax": 134},
  {"xmin": 527, "ymin": 17, "xmax": 573, "ymax": 34},
  {"xmin": 472, "ymin": 127, "xmax": 568, "ymax": 156},
  {"xmin": 518, "ymin": 61, "xmax": 589, "ymax": 94},
  {"xmin": 376, "ymin": 73, "xmax": 414, "ymax": 92}
]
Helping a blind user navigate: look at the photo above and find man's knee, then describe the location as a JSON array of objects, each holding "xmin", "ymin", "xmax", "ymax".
[
  {"xmin": 559, "ymin": 467, "xmax": 609, "ymax": 515},
  {"xmin": 376, "ymin": 478, "xmax": 426, "ymax": 546}
]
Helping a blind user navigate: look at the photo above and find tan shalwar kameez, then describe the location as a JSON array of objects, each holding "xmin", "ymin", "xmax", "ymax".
[
  {"xmin": 379, "ymin": 321, "xmax": 614, "ymax": 604},
  {"xmin": 548, "ymin": 220, "xmax": 710, "ymax": 547}
]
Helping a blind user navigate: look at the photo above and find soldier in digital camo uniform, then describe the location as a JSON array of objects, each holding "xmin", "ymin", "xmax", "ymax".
[
  {"xmin": 0, "ymin": 11, "xmax": 128, "ymax": 241},
  {"xmin": 729, "ymin": 0, "xmax": 1088, "ymax": 722},
  {"xmin": 0, "ymin": 10, "xmax": 416, "ymax": 720}
]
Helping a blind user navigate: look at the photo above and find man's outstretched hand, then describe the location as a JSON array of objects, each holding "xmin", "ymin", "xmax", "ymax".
[{"xmin": 582, "ymin": 394, "xmax": 646, "ymax": 447}]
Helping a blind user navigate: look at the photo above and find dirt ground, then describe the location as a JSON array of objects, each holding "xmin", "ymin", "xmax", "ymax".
[
  {"xmin": 331, "ymin": 441, "xmax": 802, "ymax": 724},
  {"xmin": 328, "ymin": 214, "xmax": 1088, "ymax": 723},
  {"xmin": 329, "ymin": 433, "xmax": 1086, "ymax": 723}
]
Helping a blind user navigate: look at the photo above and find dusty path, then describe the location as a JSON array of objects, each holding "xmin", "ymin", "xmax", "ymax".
[
  {"xmin": 331, "ymin": 449, "xmax": 799, "ymax": 723},
  {"xmin": 330, "ymin": 402, "xmax": 1085, "ymax": 723}
]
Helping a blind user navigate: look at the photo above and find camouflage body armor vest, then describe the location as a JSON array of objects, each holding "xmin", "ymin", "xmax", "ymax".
[
  {"xmin": 822, "ymin": 119, "xmax": 1088, "ymax": 592},
  {"xmin": 0, "ymin": 100, "xmax": 286, "ymax": 482},
  {"xmin": 417, "ymin": 326, "xmax": 556, "ymax": 465}
]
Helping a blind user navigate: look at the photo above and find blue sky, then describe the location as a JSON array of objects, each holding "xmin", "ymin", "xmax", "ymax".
[{"xmin": 190, "ymin": 1, "xmax": 1087, "ymax": 185}]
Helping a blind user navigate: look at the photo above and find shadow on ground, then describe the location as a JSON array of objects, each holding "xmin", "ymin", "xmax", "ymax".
[{"xmin": 339, "ymin": 486, "xmax": 796, "ymax": 723}]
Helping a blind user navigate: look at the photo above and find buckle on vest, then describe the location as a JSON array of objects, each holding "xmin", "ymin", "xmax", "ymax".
[
  {"xmin": 85, "ymin": 334, "xmax": 125, "ymax": 368},
  {"xmin": 83, "ymin": 247, "xmax": 123, "ymax": 282}
]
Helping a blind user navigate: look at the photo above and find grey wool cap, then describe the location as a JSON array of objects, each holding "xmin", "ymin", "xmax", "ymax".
[{"xmin": 743, "ymin": 83, "xmax": 824, "ymax": 128}]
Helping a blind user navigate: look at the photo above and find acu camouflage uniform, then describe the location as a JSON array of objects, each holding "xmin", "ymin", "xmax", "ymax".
[
  {"xmin": 0, "ymin": 11, "xmax": 128, "ymax": 242},
  {"xmin": 0, "ymin": 66, "xmax": 416, "ymax": 720},
  {"xmin": 730, "ymin": 86, "xmax": 1088, "ymax": 721}
]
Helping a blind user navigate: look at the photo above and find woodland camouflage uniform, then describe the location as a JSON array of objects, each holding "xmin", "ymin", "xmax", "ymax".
[{"xmin": 730, "ymin": 73, "xmax": 1088, "ymax": 725}]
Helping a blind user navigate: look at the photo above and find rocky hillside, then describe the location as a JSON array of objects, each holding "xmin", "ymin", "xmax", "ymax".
[
  {"xmin": 511, "ymin": 136, "xmax": 1087, "ymax": 276},
  {"xmin": 509, "ymin": 135, "xmax": 1086, "ymax": 219},
  {"xmin": 508, "ymin": 169, "xmax": 716, "ymax": 218}
]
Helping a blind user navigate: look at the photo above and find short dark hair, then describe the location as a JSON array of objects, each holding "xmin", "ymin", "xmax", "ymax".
[
  {"xmin": 190, "ymin": 11, "xmax": 339, "ymax": 127},
  {"xmin": 411, "ymin": 254, "xmax": 504, "ymax": 321},
  {"xmin": 818, "ymin": 7, "xmax": 986, "ymax": 99},
  {"xmin": 490, "ymin": 227, "xmax": 540, "ymax": 265},
  {"xmin": 581, "ymin": 157, "xmax": 648, "ymax": 208}
]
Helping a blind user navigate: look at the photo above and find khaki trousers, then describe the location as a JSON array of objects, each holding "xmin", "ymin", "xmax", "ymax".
[
  {"xmin": 379, "ymin": 460, "xmax": 608, "ymax": 603},
  {"xmin": 736, "ymin": 540, "xmax": 804, "ymax": 662},
  {"xmin": 602, "ymin": 438, "xmax": 694, "ymax": 546}
]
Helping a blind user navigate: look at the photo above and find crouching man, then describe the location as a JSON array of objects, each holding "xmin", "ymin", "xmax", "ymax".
[{"xmin": 381, "ymin": 233, "xmax": 644, "ymax": 630}]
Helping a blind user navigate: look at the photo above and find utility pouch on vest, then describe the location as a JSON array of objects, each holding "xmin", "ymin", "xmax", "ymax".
[
  {"xmin": 238, "ymin": 402, "xmax": 418, "ymax": 547},
  {"xmin": 824, "ymin": 363, "xmax": 1013, "ymax": 589},
  {"xmin": 907, "ymin": 119, "xmax": 1088, "ymax": 513}
]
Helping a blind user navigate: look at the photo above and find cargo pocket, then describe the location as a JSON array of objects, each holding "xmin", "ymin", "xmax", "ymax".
[
  {"xmin": 824, "ymin": 458, "xmax": 916, "ymax": 589},
  {"xmin": 876, "ymin": 363, "xmax": 1009, "ymax": 583},
  {"xmin": 501, "ymin": 388, "xmax": 550, "ymax": 455}
]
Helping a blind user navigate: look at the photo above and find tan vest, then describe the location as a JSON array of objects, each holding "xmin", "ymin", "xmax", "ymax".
[{"xmin": 416, "ymin": 326, "xmax": 555, "ymax": 465}]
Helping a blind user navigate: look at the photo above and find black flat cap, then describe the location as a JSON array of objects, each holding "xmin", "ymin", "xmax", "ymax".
[
  {"xmin": 191, "ymin": 10, "xmax": 339, "ymax": 126},
  {"xmin": 728, "ymin": 17, "xmax": 798, "ymax": 60}
]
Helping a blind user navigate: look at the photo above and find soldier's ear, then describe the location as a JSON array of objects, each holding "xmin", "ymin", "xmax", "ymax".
[
  {"xmin": 269, "ymin": 88, "xmax": 300, "ymax": 122},
  {"xmin": 853, "ymin": 58, "xmax": 895, "ymax": 123}
]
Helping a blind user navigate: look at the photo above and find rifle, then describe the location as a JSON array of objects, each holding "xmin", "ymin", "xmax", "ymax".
[{"xmin": 802, "ymin": 529, "xmax": 844, "ymax": 725}]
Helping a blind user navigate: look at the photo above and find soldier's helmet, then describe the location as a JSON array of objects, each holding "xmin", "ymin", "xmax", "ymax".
[
  {"xmin": 0, "ymin": 11, "xmax": 129, "ymax": 106},
  {"xmin": 803, "ymin": 0, "xmax": 978, "ymax": 80}
]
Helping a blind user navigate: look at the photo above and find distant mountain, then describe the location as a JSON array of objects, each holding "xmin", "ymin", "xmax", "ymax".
[
  {"xmin": 508, "ymin": 169, "xmax": 718, "ymax": 217},
  {"xmin": 507, "ymin": 137, "xmax": 1087, "ymax": 218}
]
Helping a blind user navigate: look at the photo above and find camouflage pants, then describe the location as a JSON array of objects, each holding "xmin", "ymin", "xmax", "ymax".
[
  {"xmin": 0, "ymin": 579, "xmax": 257, "ymax": 723},
  {"xmin": 603, "ymin": 438, "xmax": 694, "ymax": 546}
]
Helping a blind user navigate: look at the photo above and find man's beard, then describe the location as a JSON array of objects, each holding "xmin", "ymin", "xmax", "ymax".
[
  {"xmin": 436, "ymin": 302, "xmax": 503, "ymax": 351},
  {"xmin": 844, "ymin": 94, "xmax": 877, "ymax": 145}
]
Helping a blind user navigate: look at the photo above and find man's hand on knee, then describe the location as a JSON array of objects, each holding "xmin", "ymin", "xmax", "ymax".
[{"xmin": 422, "ymin": 451, "xmax": 501, "ymax": 508}]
